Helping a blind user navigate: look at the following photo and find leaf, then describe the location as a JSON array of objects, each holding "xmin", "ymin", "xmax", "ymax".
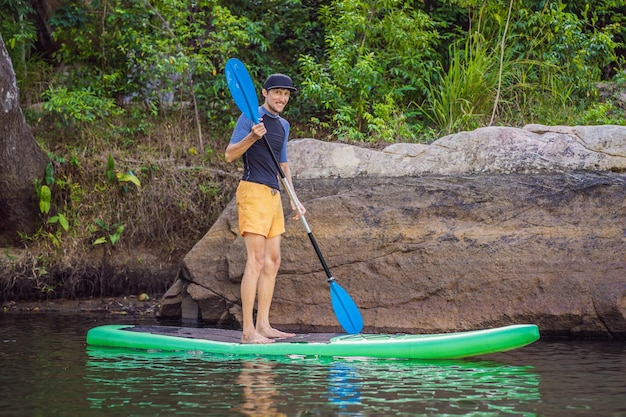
[
  {"xmin": 106, "ymin": 155, "xmax": 116, "ymax": 183},
  {"xmin": 109, "ymin": 224, "xmax": 125, "ymax": 245},
  {"xmin": 39, "ymin": 185, "xmax": 51, "ymax": 214},
  {"xmin": 48, "ymin": 233, "xmax": 60, "ymax": 248},
  {"xmin": 45, "ymin": 162, "xmax": 55, "ymax": 185},
  {"xmin": 58, "ymin": 213, "xmax": 70, "ymax": 232},
  {"xmin": 116, "ymin": 172, "xmax": 141, "ymax": 188},
  {"xmin": 93, "ymin": 237, "xmax": 107, "ymax": 245}
]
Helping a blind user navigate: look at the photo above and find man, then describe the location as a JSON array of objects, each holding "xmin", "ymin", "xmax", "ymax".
[{"xmin": 225, "ymin": 73, "xmax": 306, "ymax": 344}]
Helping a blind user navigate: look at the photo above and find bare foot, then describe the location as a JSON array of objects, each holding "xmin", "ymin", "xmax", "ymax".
[
  {"xmin": 241, "ymin": 331, "xmax": 275, "ymax": 344},
  {"xmin": 258, "ymin": 326, "xmax": 296, "ymax": 339}
]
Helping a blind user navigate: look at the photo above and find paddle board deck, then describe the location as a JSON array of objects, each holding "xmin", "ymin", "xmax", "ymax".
[{"xmin": 86, "ymin": 324, "xmax": 539, "ymax": 359}]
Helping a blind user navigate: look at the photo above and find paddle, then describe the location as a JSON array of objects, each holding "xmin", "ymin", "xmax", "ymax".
[{"xmin": 225, "ymin": 58, "xmax": 364, "ymax": 334}]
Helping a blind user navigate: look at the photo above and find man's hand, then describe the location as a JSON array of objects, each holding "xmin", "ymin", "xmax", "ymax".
[
  {"xmin": 291, "ymin": 200, "xmax": 306, "ymax": 220},
  {"xmin": 250, "ymin": 119, "xmax": 266, "ymax": 141}
]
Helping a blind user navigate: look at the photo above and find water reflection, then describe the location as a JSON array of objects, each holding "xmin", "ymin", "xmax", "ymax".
[
  {"xmin": 85, "ymin": 348, "xmax": 540, "ymax": 416},
  {"xmin": 327, "ymin": 362, "xmax": 362, "ymax": 410},
  {"xmin": 235, "ymin": 360, "xmax": 285, "ymax": 417}
]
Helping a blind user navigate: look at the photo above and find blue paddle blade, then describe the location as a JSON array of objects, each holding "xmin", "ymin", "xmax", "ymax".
[
  {"xmin": 225, "ymin": 58, "xmax": 260, "ymax": 124},
  {"xmin": 330, "ymin": 281, "xmax": 364, "ymax": 334}
]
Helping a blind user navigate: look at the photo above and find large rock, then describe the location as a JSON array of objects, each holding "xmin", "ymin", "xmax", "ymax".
[
  {"xmin": 160, "ymin": 125, "xmax": 626, "ymax": 338},
  {"xmin": 290, "ymin": 124, "xmax": 626, "ymax": 178}
]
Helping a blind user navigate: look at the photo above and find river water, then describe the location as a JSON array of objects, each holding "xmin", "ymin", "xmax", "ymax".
[{"xmin": 1, "ymin": 313, "xmax": 624, "ymax": 416}]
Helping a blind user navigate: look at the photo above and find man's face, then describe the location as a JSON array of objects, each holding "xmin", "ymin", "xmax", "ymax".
[{"xmin": 263, "ymin": 88, "xmax": 291, "ymax": 114}]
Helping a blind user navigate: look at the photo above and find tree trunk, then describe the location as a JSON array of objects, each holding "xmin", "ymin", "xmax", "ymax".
[
  {"xmin": 32, "ymin": 0, "xmax": 63, "ymax": 60},
  {"xmin": 0, "ymin": 34, "xmax": 48, "ymax": 246}
]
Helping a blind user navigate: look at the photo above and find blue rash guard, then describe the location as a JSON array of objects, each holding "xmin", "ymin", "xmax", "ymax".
[{"xmin": 230, "ymin": 106, "xmax": 289, "ymax": 191}]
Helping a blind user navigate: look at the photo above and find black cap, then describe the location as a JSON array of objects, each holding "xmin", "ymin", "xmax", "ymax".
[{"xmin": 263, "ymin": 74, "xmax": 297, "ymax": 92}]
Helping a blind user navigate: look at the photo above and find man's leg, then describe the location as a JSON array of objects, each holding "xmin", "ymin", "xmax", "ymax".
[
  {"xmin": 256, "ymin": 234, "xmax": 296, "ymax": 339},
  {"xmin": 241, "ymin": 232, "xmax": 273, "ymax": 344}
]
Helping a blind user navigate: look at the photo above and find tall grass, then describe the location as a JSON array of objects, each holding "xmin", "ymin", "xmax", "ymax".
[
  {"xmin": 420, "ymin": 0, "xmax": 624, "ymax": 135},
  {"xmin": 420, "ymin": 35, "xmax": 498, "ymax": 135}
]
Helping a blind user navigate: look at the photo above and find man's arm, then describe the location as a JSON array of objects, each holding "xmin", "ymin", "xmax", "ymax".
[
  {"xmin": 280, "ymin": 162, "xmax": 306, "ymax": 219},
  {"xmin": 225, "ymin": 121, "xmax": 266, "ymax": 163}
]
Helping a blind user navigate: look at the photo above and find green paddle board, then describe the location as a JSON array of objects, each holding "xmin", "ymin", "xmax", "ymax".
[{"xmin": 86, "ymin": 324, "xmax": 539, "ymax": 359}]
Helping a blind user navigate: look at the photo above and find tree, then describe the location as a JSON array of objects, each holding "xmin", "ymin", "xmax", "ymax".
[{"xmin": 0, "ymin": 33, "xmax": 48, "ymax": 246}]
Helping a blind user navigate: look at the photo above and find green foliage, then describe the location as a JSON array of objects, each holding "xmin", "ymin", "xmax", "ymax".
[
  {"xmin": 105, "ymin": 155, "xmax": 141, "ymax": 189},
  {"xmin": 298, "ymin": 0, "xmax": 440, "ymax": 142},
  {"xmin": 47, "ymin": 0, "xmax": 265, "ymax": 126},
  {"xmin": 575, "ymin": 102, "xmax": 626, "ymax": 125},
  {"xmin": 93, "ymin": 220, "xmax": 125, "ymax": 246},
  {"xmin": 117, "ymin": 171, "xmax": 141, "ymax": 188},
  {"xmin": 5, "ymin": 0, "xmax": 623, "ymax": 141},
  {"xmin": 31, "ymin": 157, "xmax": 74, "ymax": 248},
  {"xmin": 0, "ymin": 0, "xmax": 37, "ymax": 48},
  {"xmin": 421, "ymin": 0, "xmax": 625, "ymax": 132},
  {"xmin": 29, "ymin": 151, "xmax": 140, "ymax": 253},
  {"xmin": 199, "ymin": 182, "xmax": 220, "ymax": 198},
  {"xmin": 420, "ymin": 34, "xmax": 498, "ymax": 134},
  {"xmin": 44, "ymin": 162, "xmax": 55, "ymax": 185},
  {"xmin": 296, "ymin": 0, "xmax": 622, "ymax": 138},
  {"xmin": 48, "ymin": 213, "xmax": 70, "ymax": 233},
  {"xmin": 516, "ymin": 1, "xmax": 620, "ymax": 98},
  {"xmin": 37, "ymin": 184, "xmax": 52, "ymax": 214},
  {"xmin": 0, "ymin": 0, "xmax": 38, "ymax": 84},
  {"xmin": 42, "ymin": 87, "xmax": 123, "ymax": 125},
  {"xmin": 105, "ymin": 156, "xmax": 117, "ymax": 184},
  {"xmin": 1, "ymin": 1, "xmax": 55, "ymax": 106}
]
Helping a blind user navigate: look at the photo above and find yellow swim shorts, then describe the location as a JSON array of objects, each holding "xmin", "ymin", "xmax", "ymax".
[{"xmin": 236, "ymin": 180, "xmax": 285, "ymax": 238}]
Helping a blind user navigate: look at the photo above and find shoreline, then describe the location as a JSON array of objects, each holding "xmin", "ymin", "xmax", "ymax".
[{"xmin": 2, "ymin": 295, "xmax": 162, "ymax": 317}]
